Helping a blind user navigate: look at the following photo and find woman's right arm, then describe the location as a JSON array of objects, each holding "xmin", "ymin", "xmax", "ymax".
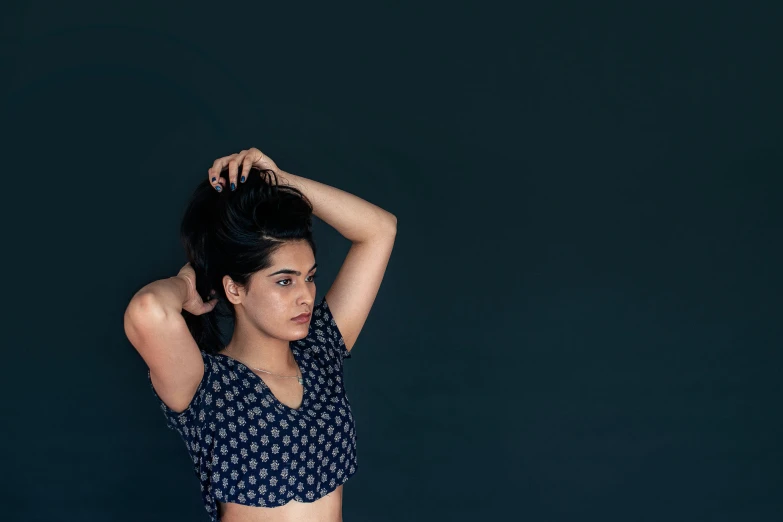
[{"xmin": 124, "ymin": 276, "xmax": 206, "ymax": 414}]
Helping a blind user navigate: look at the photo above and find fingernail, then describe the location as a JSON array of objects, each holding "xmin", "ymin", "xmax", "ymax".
[
  {"xmin": 240, "ymin": 176, "xmax": 245, "ymax": 182},
  {"xmin": 212, "ymin": 177, "xmax": 216, "ymax": 182},
  {"xmin": 216, "ymin": 185, "xmax": 222, "ymax": 192},
  {"xmin": 231, "ymin": 182, "xmax": 236, "ymax": 191}
]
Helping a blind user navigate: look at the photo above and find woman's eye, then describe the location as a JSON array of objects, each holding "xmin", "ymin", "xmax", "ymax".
[{"xmin": 277, "ymin": 274, "xmax": 319, "ymax": 286}]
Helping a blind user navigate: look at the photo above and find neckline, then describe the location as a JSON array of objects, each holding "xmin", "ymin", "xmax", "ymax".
[{"xmin": 214, "ymin": 348, "xmax": 308, "ymax": 413}]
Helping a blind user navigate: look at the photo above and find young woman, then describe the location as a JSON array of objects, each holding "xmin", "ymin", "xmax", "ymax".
[{"xmin": 123, "ymin": 148, "xmax": 397, "ymax": 521}]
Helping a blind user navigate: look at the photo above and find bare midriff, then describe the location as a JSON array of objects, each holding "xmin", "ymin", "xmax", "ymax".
[{"xmin": 217, "ymin": 484, "xmax": 343, "ymax": 522}]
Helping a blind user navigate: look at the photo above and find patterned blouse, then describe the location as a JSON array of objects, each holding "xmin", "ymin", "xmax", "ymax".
[{"xmin": 146, "ymin": 295, "xmax": 358, "ymax": 521}]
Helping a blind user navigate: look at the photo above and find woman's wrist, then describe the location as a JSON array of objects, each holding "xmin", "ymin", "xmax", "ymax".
[{"xmin": 168, "ymin": 275, "xmax": 192, "ymax": 307}]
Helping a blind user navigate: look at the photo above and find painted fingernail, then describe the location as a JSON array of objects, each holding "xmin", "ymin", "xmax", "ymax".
[
  {"xmin": 216, "ymin": 185, "xmax": 222, "ymax": 192},
  {"xmin": 240, "ymin": 176, "xmax": 245, "ymax": 182},
  {"xmin": 212, "ymin": 177, "xmax": 216, "ymax": 182},
  {"xmin": 231, "ymin": 182, "xmax": 236, "ymax": 191}
]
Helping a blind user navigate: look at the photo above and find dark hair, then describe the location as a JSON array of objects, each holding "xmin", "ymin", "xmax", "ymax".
[{"xmin": 179, "ymin": 168, "xmax": 317, "ymax": 355}]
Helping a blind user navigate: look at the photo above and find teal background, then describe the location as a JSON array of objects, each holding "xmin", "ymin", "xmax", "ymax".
[{"xmin": 2, "ymin": 2, "xmax": 781, "ymax": 521}]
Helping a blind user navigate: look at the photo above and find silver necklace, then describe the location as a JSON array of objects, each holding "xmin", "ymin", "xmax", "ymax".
[{"xmin": 230, "ymin": 353, "xmax": 304, "ymax": 385}]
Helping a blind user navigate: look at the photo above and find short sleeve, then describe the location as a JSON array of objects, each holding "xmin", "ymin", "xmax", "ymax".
[
  {"xmin": 146, "ymin": 350, "xmax": 213, "ymax": 432},
  {"xmin": 313, "ymin": 295, "xmax": 352, "ymax": 361}
]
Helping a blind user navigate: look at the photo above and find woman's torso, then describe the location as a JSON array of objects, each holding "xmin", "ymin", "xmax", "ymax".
[
  {"xmin": 217, "ymin": 360, "xmax": 344, "ymax": 522},
  {"xmin": 146, "ymin": 300, "xmax": 359, "ymax": 522}
]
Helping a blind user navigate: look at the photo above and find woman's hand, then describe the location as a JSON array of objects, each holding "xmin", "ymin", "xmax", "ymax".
[
  {"xmin": 207, "ymin": 147, "xmax": 280, "ymax": 192},
  {"xmin": 176, "ymin": 262, "xmax": 218, "ymax": 315}
]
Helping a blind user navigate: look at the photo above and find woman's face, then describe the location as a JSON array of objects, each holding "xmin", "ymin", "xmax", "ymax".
[{"xmin": 229, "ymin": 241, "xmax": 317, "ymax": 341}]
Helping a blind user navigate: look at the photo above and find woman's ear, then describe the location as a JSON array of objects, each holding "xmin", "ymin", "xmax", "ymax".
[{"xmin": 223, "ymin": 275, "xmax": 244, "ymax": 304}]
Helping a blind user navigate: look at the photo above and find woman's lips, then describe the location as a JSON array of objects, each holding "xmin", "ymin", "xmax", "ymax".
[{"xmin": 291, "ymin": 313, "xmax": 311, "ymax": 323}]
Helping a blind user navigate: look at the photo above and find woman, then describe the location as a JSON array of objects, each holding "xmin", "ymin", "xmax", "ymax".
[{"xmin": 123, "ymin": 148, "xmax": 397, "ymax": 521}]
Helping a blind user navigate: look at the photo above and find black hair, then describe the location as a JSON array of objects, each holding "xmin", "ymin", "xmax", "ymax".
[{"xmin": 179, "ymin": 167, "xmax": 317, "ymax": 355}]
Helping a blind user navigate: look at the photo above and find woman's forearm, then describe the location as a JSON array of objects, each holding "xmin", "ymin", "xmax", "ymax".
[
  {"xmin": 278, "ymin": 169, "xmax": 397, "ymax": 243},
  {"xmin": 127, "ymin": 276, "xmax": 190, "ymax": 320}
]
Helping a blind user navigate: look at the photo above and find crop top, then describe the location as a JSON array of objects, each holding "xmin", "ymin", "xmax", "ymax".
[{"xmin": 146, "ymin": 295, "xmax": 358, "ymax": 521}]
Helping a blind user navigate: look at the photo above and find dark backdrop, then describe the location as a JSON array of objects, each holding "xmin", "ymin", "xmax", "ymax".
[{"xmin": 2, "ymin": 2, "xmax": 781, "ymax": 521}]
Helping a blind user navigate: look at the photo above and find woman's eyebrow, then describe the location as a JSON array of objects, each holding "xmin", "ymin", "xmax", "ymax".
[{"xmin": 267, "ymin": 263, "xmax": 318, "ymax": 277}]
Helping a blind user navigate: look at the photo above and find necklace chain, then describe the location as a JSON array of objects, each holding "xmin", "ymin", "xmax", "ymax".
[{"xmin": 229, "ymin": 353, "xmax": 304, "ymax": 385}]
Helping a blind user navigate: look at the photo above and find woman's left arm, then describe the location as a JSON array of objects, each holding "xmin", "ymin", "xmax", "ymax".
[{"xmin": 278, "ymin": 169, "xmax": 397, "ymax": 352}]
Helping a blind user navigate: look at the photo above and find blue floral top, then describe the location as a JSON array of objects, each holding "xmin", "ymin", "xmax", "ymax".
[{"xmin": 146, "ymin": 295, "xmax": 358, "ymax": 521}]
